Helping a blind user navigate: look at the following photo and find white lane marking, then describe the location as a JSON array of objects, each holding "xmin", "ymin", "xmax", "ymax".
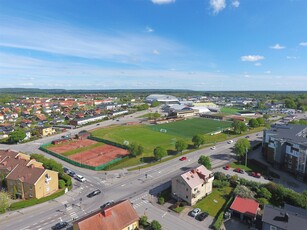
[
  {"xmin": 121, "ymin": 184, "xmax": 126, "ymax": 187},
  {"xmin": 162, "ymin": 212, "xmax": 168, "ymax": 218}
]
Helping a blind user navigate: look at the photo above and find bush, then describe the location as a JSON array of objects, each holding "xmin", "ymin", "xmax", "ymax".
[
  {"xmin": 139, "ymin": 215, "xmax": 148, "ymax": 227},
  {"xmin": 60, "ymin": 173, "xmax": 72, "ymax": 188},
  {"xmin": 10, "ymin": 189, "xmax": 65, "ymax": 211},
  {"xmin": 158, "ymin": 197, "xmax": 165, "ymax": 205},
  {"xmin": 58, "ymin": 179, "xmax": 66, "ymax": 189},
  {"xmin": 150, "ymin": 220, "xmax": 162, "ymax": 230},
  {"xmin": 213, "ymin": 172, "xmax": 226, "ymax": 181},
  {"xmin": 212, "ymin": 211, "xmax": 224, "ymax": 230},
  {"xmin": 213, "ymin": 180, "xmax": 230, "ymax": 188}
]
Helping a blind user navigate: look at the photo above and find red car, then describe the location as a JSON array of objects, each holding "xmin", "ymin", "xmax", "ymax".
[
  {"xmin": 251, "ymin": 172, "xmax": 261, "ymax": 178},
  {"xmin": 179, "ymin": 157, "xmax": 187, "ymax": 161},
  {"xmin": 234, "ymin": 168, "xmax": 244, "ymax": 174},
  {"xmin": 224, "ymin": 165, "xmax": 230, "ymax": 170}
]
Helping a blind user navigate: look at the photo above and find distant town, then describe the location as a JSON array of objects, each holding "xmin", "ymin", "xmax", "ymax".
[{"xmin": 0, "ymin": 90, "xmax": 306, "ymax": 230}]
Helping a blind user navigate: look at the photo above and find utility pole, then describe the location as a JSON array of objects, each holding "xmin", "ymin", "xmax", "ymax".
[{"xmin": 245, "ymin": 147, "xmax": 248, "ymax": 167}]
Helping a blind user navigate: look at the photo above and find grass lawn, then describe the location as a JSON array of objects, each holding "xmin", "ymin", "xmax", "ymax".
[
  {"xmin": 147, "ymin": 118, "xmax": 231, "ymax": 139},
  {"xmin": 229, "ymin": 162, "xmax": 251, "ymax": 171},
  {"xmin": 220, "ymin": 107, "xmax": 241, "ymax": 115},
  {"xmin": 193, "ymin": 186, "xmax": 233, "ymax": 217}
]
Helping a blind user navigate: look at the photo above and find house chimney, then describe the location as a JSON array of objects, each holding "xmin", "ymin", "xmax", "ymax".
[{"xmin": 103, "ymin": 208, "xmax": 112, "ymax": 217}]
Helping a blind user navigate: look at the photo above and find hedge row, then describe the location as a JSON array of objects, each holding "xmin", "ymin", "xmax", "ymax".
[
  {"xmin": 10, "ymin": 189, "xmax": 65, "ymax": 211},
  {"xmin": 212, "ymin": 191, "xmax": 235, "ymax": 230}
]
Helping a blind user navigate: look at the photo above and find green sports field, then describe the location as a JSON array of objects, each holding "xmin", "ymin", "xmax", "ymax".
[{"xmin": 147, "ymin": 118, "xmax": 231, "ymax": 138}]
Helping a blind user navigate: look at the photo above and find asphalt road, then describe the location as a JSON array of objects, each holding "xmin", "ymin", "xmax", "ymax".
[{"xmin": 1, "ymin": 111, "xmax": 303, "ymax": 230}]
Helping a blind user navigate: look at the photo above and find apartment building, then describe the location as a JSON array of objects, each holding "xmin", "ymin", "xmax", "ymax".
[
  {"xmin": 171, "ymin": 165, "xmax": 214, "ymax": 205},
  {"xmin": 0, "ymin": 149, "xmax": 58, "ymax": 199},
  {"xmin": 262, "ymin": 124, "xmax": 307, "ymax": 181}
]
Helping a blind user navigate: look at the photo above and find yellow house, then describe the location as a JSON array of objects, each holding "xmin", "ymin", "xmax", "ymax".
[
  {"xmin": 37, "ymin": 127, "xmax": 55, "ymax": 137},
  {"xmin": 0, "ymin": 149, "xmax": 58, "ymax": 199},
  {"xmin": 73, "ymin": 200, "xmax": 139, "ymax": 230}
]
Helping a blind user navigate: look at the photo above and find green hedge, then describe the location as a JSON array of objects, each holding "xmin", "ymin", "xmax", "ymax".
[
  {"xmin": 212, "ymin": 191, "xmax": 235, "ymax": 230},
  {"xmin": 10, "ymin": 189, "xmax": 65, "ymax": 211}
]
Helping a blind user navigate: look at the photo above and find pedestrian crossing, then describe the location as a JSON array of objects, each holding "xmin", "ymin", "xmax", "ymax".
[{"xmin": 131, "ymin": 193, "xmax": 150, "ymax": 209}]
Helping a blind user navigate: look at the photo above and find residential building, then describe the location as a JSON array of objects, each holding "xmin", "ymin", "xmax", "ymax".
[
  {"xmin": 262, "ymin": 124, "xmax": 307, "ymax": 181},
  {"xmin": 262, "ymin": 204, "xmax": 307, "ymax": 230},
  {"xmin": 0, "ymin": 149, "xmax": 58, "ymax": 199},
  {"xmin": 37, "ymin": 126, "xmax": 55, "ymax": 137},
  {"xmin": 229, "ymin": 196, "xmax": 259, "ymax": 222},
  {"xmin": 73, "ymin": 200, "xmax": 139, "ymax": 230},
  {"xmin": 171, "ymin": 165, "xmax": 214, "ymax": 205}
]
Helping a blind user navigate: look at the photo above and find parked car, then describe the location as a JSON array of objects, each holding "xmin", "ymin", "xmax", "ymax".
[
  {"xmin": 227, "ymin": 140, "xmax": 234, "ymax": 144},
  {"xmin": 190, "ymin": 208, "xmax": 201, "ymax": 217},
  {"xmin": 196, "ymin": 212, "xmax": 209, "ymax": 221},
  {"xmin": 251, "ymin": 172, "xmax": 261, "ymax": 178},
  {"xmin": 245, "ymin": 135, "xmax": 250, "ymax": 138},
  {"xmin": 87, "ymin": 189, "xmax": 101, "ymax": 198},
  {"xmin": 224, "ymin": 164, "xmax": 230, "ymax": 170},
  {"xmin": 179, "ymin": 156, "xmax": 187, "ymax": 161},
  {"xmin": 51, "ymin": 221, "xmax": 68, "ymax": 230},
  {"xmin": 63, "ymin": 167, "xmax": 70, "ymax": 174},
  {"xmin": 234, "ymin": 168, "xmax": 244, "ymax": 174},
  {"xmin": 75, "ymin": 174, "xmax": 86, "ymax": 182},
  {"xmin": 210, "ymin": 146, "xmax": 216, "ymax": 150},
  {"xmin": 100, "ymin": 201, "xmax": 114, "ymax": 209}
]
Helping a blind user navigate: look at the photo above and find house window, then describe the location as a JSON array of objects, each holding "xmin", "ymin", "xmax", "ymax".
[
  {"xmin": 186, "ymin": 195, "xmax": 188, "ymax": 199},
  {"xmin": 270, "ymin": 226, "xmax": 277, "ymax": 230},
  {"xmin": 194, "ymin": 188, "xmax": 197, "ymax": 191},
  {"xmin": 186, "ymin": 188, "xmax": 188, "ymax": 191},
  {"xmin": 29, "ymin": 185, "xmax": 32, "ymax": 190}
]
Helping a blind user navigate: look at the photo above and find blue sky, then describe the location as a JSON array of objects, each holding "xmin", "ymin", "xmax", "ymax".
[{"xmin": 0, "ymin": 0, "xmax": 307, "ymax": 90}]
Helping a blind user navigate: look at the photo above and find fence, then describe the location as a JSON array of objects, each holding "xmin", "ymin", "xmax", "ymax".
[
  {"xmin": 39, "ymin": 143, "xmax": 123, "ymax": 171},
  {"xmin": 88, "ymin": 136, "xmax": 129, "ymax": 150}
]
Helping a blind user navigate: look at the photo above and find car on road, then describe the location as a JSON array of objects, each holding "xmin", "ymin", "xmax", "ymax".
[
  {"xmin": 234, "ymin": 168, "xmax": 244, "ymax": 174},
  {"xmin": 51, "ymin": 221, "xmax": 68, "ymax": 230},
  {"xmin": 210, "ymin": 146, "xmax": 216, "ymax": 150},
  {"xmin": 68, "ymin": 170, "xmax": 76, "ymax": 177},
  {"xmin": 100, "ymin": 201, "xmax": 115, "ymax": 209},
  {"xmin": 87, "ymin": 189, "xmax": 101, "ymax": 198},
  {"xmin": 227, "ymin": 140, "xmax": 234, "ymax": 144},
  {"xmin": 179, "ymin": 156, "xmax": 187, "ymax": 161},
  {"xmin": 75, "ymin": 174, "xmax": 86, "ymax": 182},
  {"xmin": 245, "ymin": 135, "xmax": 250, "ymax": 138},
  {"xmin": 190, "ymin": 208, "xmax": 201, "ymax": 217},
  {"xmin": 223, "ymin": 164, "xmax": 230, "ymax": 170},
  {"xmin": 96, "ymin": 123, "xmax": 100, "ymax": 126},
  {"xmin": 63, "ymin": 167, "xmax": 70, "ymax": 174},
  {"xmin": 196, "ymin": 212, "xmax": 209, "ymax": 221}
]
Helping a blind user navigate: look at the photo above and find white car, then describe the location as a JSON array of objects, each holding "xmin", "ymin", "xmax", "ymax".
[
  {"xmin": 227, "ymin": 140, "xmax": 234, "ymax": 144},
  {"xmin": 191, "ymin": 208, "xmax": 201, "ymax": 217},
  {"xmin": 75, "ymin": 174, "xmax": 86, "ymax": 182},
  {"xmin": 210, "ymin": 146, "xmax": 216, "ymax": 150}
]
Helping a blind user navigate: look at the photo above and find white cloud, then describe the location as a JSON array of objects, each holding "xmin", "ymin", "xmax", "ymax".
[
  {"xmin": 270, "ymin": 43, "xmax": 285, "ymax": 50},
  {"xmin": 151, "ymin": 0, "xmax": 175, "ymax": 4},
  {"xmin": 210, "ymin": 0, "xmax": 226, "ymax": 14},
  {"xmin": 254, "ymin": 62, "xmax": 262, "ymax": 66},
  {"xmin": 146, "ymin": 26, "xmax": 154, "ymax": 33},
  {"xmin": 153, "ymin": 49, "xmax": 160, "ymax": 55},
  {"xmin": 241, "ymin": 55, "xmax": 264, "ymax": 62},
  {"xmin": 0, "ymin": 16, "xmax": 184, "ymax": 65},
  {"xmin": 286, "ymin": 56, "xmax": 298, "ymax": 59},
  {"xmin": 232, "ymin": 0, "xmax": 240, "ymax": 8},
  {"xmin": 265, "ymin": 70, "xmax": 271, "ymax": 74},
  {"xmin": 299, "ymin": 42, "xmax": 307, "ymax": 47}
]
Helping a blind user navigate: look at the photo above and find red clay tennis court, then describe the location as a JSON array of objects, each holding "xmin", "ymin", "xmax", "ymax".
[
  {"xmin": 68, "ymin": 144, "xmax": 128, "ymax": 167},
  {"xmin": 47, "ymin": 139, "xmax": 97, "ymax": 154}
]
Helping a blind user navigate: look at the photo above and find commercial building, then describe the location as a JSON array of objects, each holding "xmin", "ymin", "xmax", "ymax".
[
  {"xmin": 171, "ymin": 165, "xmax": 214, "ymax": 205},
  {"xmin": 145, "ymin": 94, "xmax": 179, "ymax": 104},
  {"xmin": 0, "ymin": 149, "xmax": 58, "ymax": 199},
  {"xmin": 262, "ymin": 124, "xmax": 307, "ymax": 181}
]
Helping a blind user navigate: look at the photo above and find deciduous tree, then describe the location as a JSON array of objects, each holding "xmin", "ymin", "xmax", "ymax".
[
  {"xmin": 192, "ymin": 134, "xmax": 205, "ymax": 148},
  {"xmin": 175, "ymin": 140, "xmax": 188, "ymax": 154},
  {"xmin": 153, "ymin": 146, "xmax": 167, "ymax": 161},
  {"xmin": 198, "ymin": 155, "xmax": 212, "ymax": 169}
]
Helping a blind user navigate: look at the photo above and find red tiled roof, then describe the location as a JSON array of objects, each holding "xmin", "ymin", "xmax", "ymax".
[
  {"xmin": 230, "ymin": 196, "xmax": 259, "ymax": 216},
  {"xmin": 75, "ymin": 200, "xmax": 139, "ymax": 230}
]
